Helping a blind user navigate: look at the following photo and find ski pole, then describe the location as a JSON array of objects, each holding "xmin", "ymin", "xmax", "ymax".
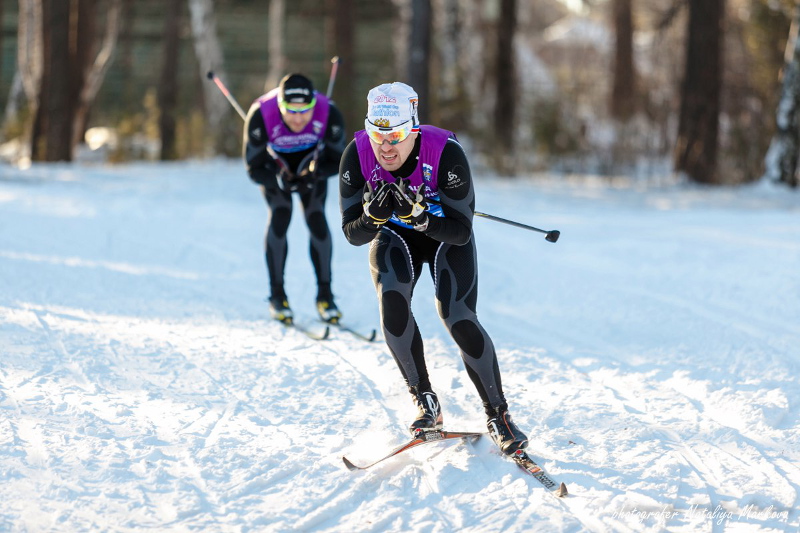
[
  {"xmin": 474, "ymin": 211, "xmax": 560, "ymax": 242},
  {"xmin": 206, "ymin": 71, "xmax": 247, "ymax": 121},
  {"xmin": 326, "ymin": 56, "xmax": 340, "ymax": 99},
  {"xmin": 424, "ymin": 196, "xmax": 559, "ymax": 243},
  {"xmin": 308, "ymin": 57, "xmax": 341, "ymax": 173}
]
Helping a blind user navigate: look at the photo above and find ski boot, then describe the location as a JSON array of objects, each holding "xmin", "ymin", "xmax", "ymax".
[
  {"xmin": 409, "ymin": 385, "xmax": 443, "ymax": 435},
  {"xmin": 487, "ymin": 405, "xmax": 528, "ymax": 455},
  {"xmin": 316, "ymin": 297, "xmax": 342, "ymax": 324},
  {"xmin": 269, "ymin": 297, "xmax": 293, "ymax": 325}
]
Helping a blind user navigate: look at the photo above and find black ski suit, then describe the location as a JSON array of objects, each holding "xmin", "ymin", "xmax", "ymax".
[
  {"xmin": 339, "ymin": 132, "xmax": 508, "ymax": 414},
  {"xmin": 244, "ymin": 99, "xmax": 345, "ymax": 301}
]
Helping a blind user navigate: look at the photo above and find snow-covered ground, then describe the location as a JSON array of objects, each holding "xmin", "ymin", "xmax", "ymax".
[{"xmin": 1, "ymin": 159, "xmax": 798, "ymax": 532}]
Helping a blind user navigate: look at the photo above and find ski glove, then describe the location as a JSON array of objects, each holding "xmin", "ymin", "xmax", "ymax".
[
  {"xmin": 362, "ymin": 181, "xmax": 394, "ymax": 226},
  {"xmin": 294, "ymin": 165, "xmax": 316, "ymax": 193},
  {"xmin": 390, "ymin": 181, "xmax": 429, "ymax": 231}
]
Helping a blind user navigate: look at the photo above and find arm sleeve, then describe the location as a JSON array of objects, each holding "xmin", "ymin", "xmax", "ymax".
[
  {"xmin": 339, "ymin": 140, "xmax": 382, "ymax": 246},
  {"xmin": 243, "ymin": 102, "xmax": 279, "ymax": 188},
  {"xmin": 419, "ymin": 139, "xmax": 474, "ymax": 245},
  {"xmin": 316, "ymin": 103, "xmax": 346, "ymax": 177}
]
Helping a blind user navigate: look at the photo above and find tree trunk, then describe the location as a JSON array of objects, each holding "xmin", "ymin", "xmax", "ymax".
[
  {"xmin": 673, "ymin": 0, "xmax": 725, "ymax": 184},
  {"xmin": 0, "ymin": 1, "xmax": 4, "ymax": 92},
  {"xmin": 610, "ymin": 0, "xmax": 635, "ymax": 120},
  {"xmin": 325, "ymin": 0, "xmax": 355, "ymax": 127},
  {"xmin": 158, "ymin": 0, "xmax": 181, "ymax": 160},
  {"xmin": 761, "ymin": 5, "xmax": 800, "ymax": 188},
  {"xmin": 408, "ymin": 0, "xmax": 431, "ymax": 124},
  {"xmin": 70, "ymin": 0, "xmax": 95, "ymax": 148},
  {"xmin": 72, "ymin": 0, "xmax": 121, "ymax": 149},
  {"xmin": 391, "ymin": 0, "xmax": 410, "ymax": 87},
  {"xmin": 18, "ymin": 0, "xmax": 43, "ymax": 113},
  {"xmin": 187, "ymin": 0, "xmax": 230, "ymax": 153},
  {"xmin": 265, "ymin": 0, "xmax": 285, "ymax": 91},
  {"xmin": 118, "ymin": 0, "xmax": 136, "ymax": 115},
  {"xmin": 494, "ymin": 0, "xmax": 516, "ymax": 168},
  {"xmin": 32, "ymin": 0, "xmax": 73, "ymax": 161}
]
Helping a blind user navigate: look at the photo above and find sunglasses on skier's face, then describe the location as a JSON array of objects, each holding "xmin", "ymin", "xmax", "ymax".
[
  {"xmin": 364, "ymin": 119, "xmax": 414, "ymax": 145},
  {"xmin": 279, "ymin": 97, "xmax": 316, "ymax": 114}
]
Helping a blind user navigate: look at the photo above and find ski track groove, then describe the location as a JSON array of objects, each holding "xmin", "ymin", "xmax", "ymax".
[{"xmin": 594, "ymin": 372, "xmax": 796, "ymax": 528}]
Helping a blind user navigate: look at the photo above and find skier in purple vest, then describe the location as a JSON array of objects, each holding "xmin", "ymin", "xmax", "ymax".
[
  {"xmin": 338, "ymin": 82, "xmax": 528, "ymax": 455},
  {"xmin": 244, "ymin": 73, "xmax": 346, "ymax": 325}
]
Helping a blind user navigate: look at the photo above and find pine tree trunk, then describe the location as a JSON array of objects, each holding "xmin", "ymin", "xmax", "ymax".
[
  {"xmin": 408, "ymin": 0, "xmax": 431, "ymax": 124},
  {"xmin": 761, "ymin": 6, "xmax": 800, "ymax": 188},
  {"xmin": 70, "ymin": 0, "xmax": 95, "ymax": 148},
  {"xmin": 0, "ymin": 2, "xmax": 4, "ymax": 93},
  {"xmin": 325, "ymin": 0, "xmax": 355, "ymax": 128},
  {"xmin": 32, "ymin": 0, "xmax": 73, "ymax": 161},
  {"xmin": 494, "ymin": 0, "xmax": 516, "ymax": 170},
  {"xmin": 610, "ymin": 0, "xmax": 635, "ymax": 120},
  {"xmin": 673, "ymin": 0, "xmax": 725, "ymax": 184},
  {"xmin": 158, "ymin": 0, "xmax": 181, "ymax": 160}
]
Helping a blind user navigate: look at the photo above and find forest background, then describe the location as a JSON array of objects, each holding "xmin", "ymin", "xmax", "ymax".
[{"xmin": 0, "ymin": 0, "xmax": 798, "ymax": 187}]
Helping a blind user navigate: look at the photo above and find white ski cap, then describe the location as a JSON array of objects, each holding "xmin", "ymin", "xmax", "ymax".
[{"xmin": 366, "ymin": 82, "xmax": 419, "ymax": 130}]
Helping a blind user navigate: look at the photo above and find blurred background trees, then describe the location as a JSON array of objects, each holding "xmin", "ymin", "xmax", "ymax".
[{"xmin": 0, "ymin": 0, "xmax": 796, "ymax": 187}]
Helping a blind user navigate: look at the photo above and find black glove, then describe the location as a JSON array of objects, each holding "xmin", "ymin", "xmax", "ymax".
[
  {"xmin": 390, "ymin": 181, "xmax": 428, "ymax": 229},
  {"xmin": 276, "ymin": 166, "xmax": 301, "ymax": 192},
  {"xmin": 362, "ymin": 181, "xmax": 394, "ymax": 226},
  {"xmin": 249, "ymin": 161, "xmax": 279, "ymax": 190},
  {"xmin": 294, "ymin": 162, "xmax": 317, "ymax": 191}
]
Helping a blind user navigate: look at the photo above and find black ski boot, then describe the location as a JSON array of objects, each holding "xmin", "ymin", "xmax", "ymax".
[
  {"xmin": 409, "ymin": 386, "xmax": 443, "ymax": 435},
  {"xmin": 269, "ymin": 297, "xmax": 293, "ymax": 325},
  {"xmin": 316, "ymin": 297, "xmax": 342, "ymax": 324},
  {"xmin": 487, "ymin": 405, "xmax": 528, "ymax": 455}
]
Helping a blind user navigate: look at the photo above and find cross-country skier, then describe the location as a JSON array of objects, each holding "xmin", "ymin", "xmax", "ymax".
[
  {"xmin": 244, "ymin": 73, "xmax": 346, "ymax": 324},
  {"xmin": 338, "ymin": 82, "xmax": 528, "ymax": 455}
]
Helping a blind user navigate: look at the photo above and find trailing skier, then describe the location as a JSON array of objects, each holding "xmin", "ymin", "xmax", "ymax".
[{"xmin": 244, "ymin": 73, "xmax": 346, "ymax": 324}]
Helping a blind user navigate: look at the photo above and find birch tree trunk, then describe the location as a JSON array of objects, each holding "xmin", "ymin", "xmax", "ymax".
[
  {"xmin": 187, "ymin": 0, "xmax": 229, "ymax": 152},
  {"xmin": 761, "ymin": 6, "xmax": 800, "ymax": 188},
  {"xmin": 265, "ymin": 0, "xmax": 285, "ymax": 91},
  {"xmin": 17, "ymin": 0, "xmax": 42, "ymax": 105},
  {"xmin": 72, "ymin": 0, "xmax": 121, "ymax": 149}
]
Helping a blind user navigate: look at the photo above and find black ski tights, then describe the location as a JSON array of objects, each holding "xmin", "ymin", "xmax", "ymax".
[
  {"xmin": 369, "ymin": 227, "xmax": 505, "ymax": 412},
  {"xmin": 261, "ymin": 179, "xmax": 332, "ymax": 300}
]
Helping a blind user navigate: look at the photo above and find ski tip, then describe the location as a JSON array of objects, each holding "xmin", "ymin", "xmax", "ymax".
[
  {"xmin": 342, "ymin": 456, "xmax": 359, "ymax": 471},
  {"xmin": 321, "ymin": 326, "xmax": 331, "ymax": 340},
  {"xmin": 367, "ymin": 329, "xmax": 377, "ymax": 342},
  {"xmin": 557, "ymin": 482, "xmax": 568, "ymax": 497}
]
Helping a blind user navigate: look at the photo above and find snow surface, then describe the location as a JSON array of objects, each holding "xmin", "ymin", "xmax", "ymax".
[{"xmin": 1, "ymin": 160, "xmax": 799, "ymax": 532}]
